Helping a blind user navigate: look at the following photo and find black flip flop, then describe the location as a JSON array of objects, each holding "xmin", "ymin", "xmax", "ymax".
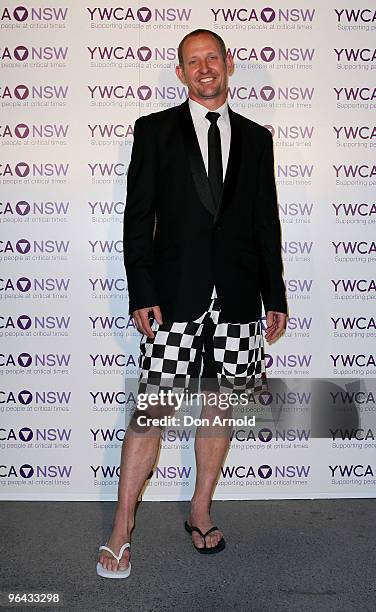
[{"xmin": 184, "ymin": 521, "xmax": 226, "ymax": 554}]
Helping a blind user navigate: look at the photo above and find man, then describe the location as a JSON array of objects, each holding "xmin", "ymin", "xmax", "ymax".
[{"xmin": 97, "ymin": 29, "xmax": 288, "ymax": 578}]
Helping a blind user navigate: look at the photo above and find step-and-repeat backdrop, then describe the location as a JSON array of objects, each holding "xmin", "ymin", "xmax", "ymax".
[{"xmin": 1, "ymin": 1, "xmax": 375, "ymax": 500}]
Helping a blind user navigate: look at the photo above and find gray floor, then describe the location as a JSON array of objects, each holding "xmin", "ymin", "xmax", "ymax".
[{"xmin": 1, "ymin": 499, "xmax": 375, "ymax": 612}]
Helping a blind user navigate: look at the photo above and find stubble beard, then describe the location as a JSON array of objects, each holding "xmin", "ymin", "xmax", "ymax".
[{"xmin": 195, "ymin": 80, "xmax": 224, "ymax": 100}]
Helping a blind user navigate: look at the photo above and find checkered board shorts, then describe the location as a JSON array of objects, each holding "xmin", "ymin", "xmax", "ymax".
[{"xmin": 137, "ymin": 287, "xmax": 267, "ymax": 396}]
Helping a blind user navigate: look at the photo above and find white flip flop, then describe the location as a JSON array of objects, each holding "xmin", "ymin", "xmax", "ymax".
[{"xmin": 96, "ymin": 542, "xmax": 131, "ymax": 579}]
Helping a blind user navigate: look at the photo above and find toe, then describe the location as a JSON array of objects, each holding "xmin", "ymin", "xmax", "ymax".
[
  {"xmin": 105, "ymin": 557, "xmax": 112, "ymax": 571},
  {"xmin": 98, "ymin": 546, "xmax": 130, "ymax": 572},
  {"xmin": 99, "ymin": 555, "xmax": 106, "ymax": 569},
  {"xmin": 106, "ymin": 557, "xmax": 114, "ymax": 571},
  {"xmin": 192, "ymin": 533, "xmax": 205, "ymax": 549},
  {"xmin": 208, "ymin": 531, "xmax": 222, "ymax": 547},
  {"xmin": 118, "ymin": 551, "xmax": 130, "ymax": 570}
]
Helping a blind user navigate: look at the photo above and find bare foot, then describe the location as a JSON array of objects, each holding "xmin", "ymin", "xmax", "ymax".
[
  {"xmin": 98, "ymin": 524, "xmax": 133, "ymax": 572},
  {"xmin": 188, "ymin": 506, "xmax": 223, "ymax": 550}
]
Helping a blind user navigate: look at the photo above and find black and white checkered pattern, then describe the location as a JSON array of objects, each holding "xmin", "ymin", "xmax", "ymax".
[{"xmin": 138, "ymin": 287, "xmax": 266, "ymax": 395}]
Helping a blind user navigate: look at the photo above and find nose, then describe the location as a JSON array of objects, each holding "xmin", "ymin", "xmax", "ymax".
[{"xmin": 198, "ymin": 58, "xmax": 210, "ymax": 73}]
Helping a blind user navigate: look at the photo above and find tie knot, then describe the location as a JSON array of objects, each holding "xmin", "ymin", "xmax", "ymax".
[{"xmin": 205, "ymin": 111, "xmax": 220, "ymax": 125}]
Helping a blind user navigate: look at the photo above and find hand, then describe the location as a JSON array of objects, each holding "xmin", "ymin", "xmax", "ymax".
[
  {"xmin": 132, "ymin": 305, "xmax": 163, "ymax": 338},
  {"xmin": 264, "ymin": 311, "xmax": 287, "ymax": 344}
]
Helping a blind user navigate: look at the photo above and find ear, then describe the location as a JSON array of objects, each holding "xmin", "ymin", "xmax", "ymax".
[
  {"xmin": 175, "ymin": 64, "xmax": 187, "ymax": 85},
  {"xmin": 226, "ymin": 50, "xmax": 235, "ymax": 76}
]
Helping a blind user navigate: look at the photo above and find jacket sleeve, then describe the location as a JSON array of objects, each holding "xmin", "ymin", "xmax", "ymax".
[
  {"xmin": 123, "ymin": 116, "xmax": 159, "ymax": 315},
  {"xmin": 254, "ymin": 130, "xmax": 288, "ymax": 315}
]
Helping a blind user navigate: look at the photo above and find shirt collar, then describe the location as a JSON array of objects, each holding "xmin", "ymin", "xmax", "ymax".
[{"xmin": 188, "ymin": 97, "xmax": 229, "ymax": 125}]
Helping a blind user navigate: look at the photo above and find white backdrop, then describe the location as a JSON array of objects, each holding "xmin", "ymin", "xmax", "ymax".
[{"xmin": 1, "ymin": 1, "xmax": 375, "ymax": 500}]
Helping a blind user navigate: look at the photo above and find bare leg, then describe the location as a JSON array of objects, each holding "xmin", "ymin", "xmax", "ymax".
[
  {"xmin": 188, "ymin": 392, "xmax": 232, "ymax": 549},
  {"xmin": 98, "ymin": 409, "xmax": 163, "ymax": 572}
]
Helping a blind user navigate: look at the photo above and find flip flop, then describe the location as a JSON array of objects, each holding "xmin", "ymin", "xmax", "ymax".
[
  {"xmin": 184, "ymin": 521, "xmax": 226, "ymax": 554},
  {"xmin": 96, "ymin": 541, "xmax": 131, "ymax": 578}
]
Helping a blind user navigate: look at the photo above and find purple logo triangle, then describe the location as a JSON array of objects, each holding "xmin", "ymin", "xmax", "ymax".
[
  {"xmin": 15, "ymin": 124, "xmax": 29, "ymax": 139},
  {"xmin": 16, "ymin": 239, "xmax": 30, "ymax": 253},
  {"xmin": 17, "ymin": 277, "xmax": 31, "ymax": 292},
  {"xmin": 261, "ymin": 47, "xmax": 275, "ymax": 62},
  {"xmin": 258, "ymin": 428, "xmax": 273, "ymax": 442},
  {"xmin": 16, "ymin": 201, "xmax": 30, "ymax": 215},
  {"xmin": 137, "ymin": 85, "xmax": 152, "ymax": 100},
  {"xmin": 14, "ymin": 46, "xmax": 29, "ymax": 61},
  {"xmin": 18, "ymin": 352, "xmax": 32, "ymax": 367},
  {"xmin": 15, "ymin": 162, "xmax": 30, "ymax": 177},
  {"xmin": 14, "ymin": 7, "xmax": 29, "ymax": 21},
  {"xmin": 258, "ymin": 391, "xmax": 273, "ymax": 405},
  {"xmin": 19, "ymin": 390, "xmax": 32, "ymax": 404},
  {"xmin": 265, "ymin": 354, "xmax": 273, "ymax": 368},
  {"xmin": 20, "ymin": 464, "xmax": 34, "ymax": 478},
  {"xmin": 137, "ymin": 7, "xmax": 152, "ymax": 22},
  {"xmin": 14, "ymin": 85, "xmax": 29, "ymax": 100},
  {"xmin": 260, "ymin": 86, "xmax": 275, "ymax": 101},
  {"xmin": 17, "ymin": 315, "xmax": 32, "ymax": 330},
  {"xmin": 137, "ymin": 46, "xmax": 152, "ymax": 61},
  {"xmin": 261, "ymin": 7, "xmax": 276, "ymax": 23},
  {"xmin": 258, "ymin": 464, "xmax": 272, "ymax": 479},
  {"xmin": 19, "ymin": 427, "xmax": 33, "ymax": 441}
]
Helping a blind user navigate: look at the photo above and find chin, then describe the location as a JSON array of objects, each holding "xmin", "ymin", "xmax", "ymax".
[{"xmin": 197, "ymin": 87, "xmax": 222, "ymax": 99}]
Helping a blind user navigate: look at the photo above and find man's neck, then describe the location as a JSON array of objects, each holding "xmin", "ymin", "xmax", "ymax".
[{"xmin": 188, "ymin": 95, "xmax": 228, "ymax": 111}]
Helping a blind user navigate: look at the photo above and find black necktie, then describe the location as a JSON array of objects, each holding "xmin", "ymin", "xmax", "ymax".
[{"xmin": 205, "ymin": 111, "xmax": 223, "ymax": 211}]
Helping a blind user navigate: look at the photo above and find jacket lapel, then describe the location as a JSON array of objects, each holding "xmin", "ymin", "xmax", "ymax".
[
  {"xmin": 214, "ymin": 107, "xmax": 242, "ymax": 223},
  {"xmin": 178, "ymin": 99, "xmax": 242, "ymax": 222},
  {"xmin": 178, "ymin": 100, "xmax": 217, "ymax": 217}
]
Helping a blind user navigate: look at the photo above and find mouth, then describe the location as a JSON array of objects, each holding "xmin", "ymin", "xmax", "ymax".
[{"xmin": 198, "ymin": 76, "xmax": 216, "ymax": 84}]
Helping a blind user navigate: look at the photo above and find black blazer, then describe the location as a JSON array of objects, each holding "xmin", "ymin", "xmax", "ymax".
[{"xmin": 123, "ymin": 99, "xmax": 288, "ymax": 323}]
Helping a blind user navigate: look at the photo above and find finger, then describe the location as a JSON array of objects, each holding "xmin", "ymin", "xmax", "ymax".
[
  {"xmin": 265, "ymin": 312, "xmax": 275, "ymax": 329},
  {"xmin": 264, "ymin": 313, "xmax": 283, "ymax": 341},
  {"xmin": 265, "ymin": 316, "xmax": 278, "ymax": 332},
  {"xmin": 139, "ymin": 311, "xmax": 154, "ymax": 338},
  {"xmin": 265, "ymin": 314, "xmax": 278, "ymax": 340},
  {"xmin": 267, "ymin": 316, "xmax": 286, "ymax": 342},
  {"xmin": 267, "ymin": 329, "xmax": 280, "ymax": 343},
  {"xmin": 275, "ymin": 317, "xmax": 286, "ymax": 335},
  {"xmin": 265, "ymin": 329, "xmax": 278, "ymax": 342},
  {"xmin": 134, "ymin": 314, "xmax": 146, "ymax": 335},
  {"xmin": 152, "ymin": 306, "xmax": 163, "ymax": 325},
  {"xmin": 135, "ymin": 311, "xmax": 151, "ymax": 336}
]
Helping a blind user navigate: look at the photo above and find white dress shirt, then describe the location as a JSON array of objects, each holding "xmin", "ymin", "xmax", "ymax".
[{"xmin": 188, "ymin": 97, "xmax": 231, "ymax": 181}]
